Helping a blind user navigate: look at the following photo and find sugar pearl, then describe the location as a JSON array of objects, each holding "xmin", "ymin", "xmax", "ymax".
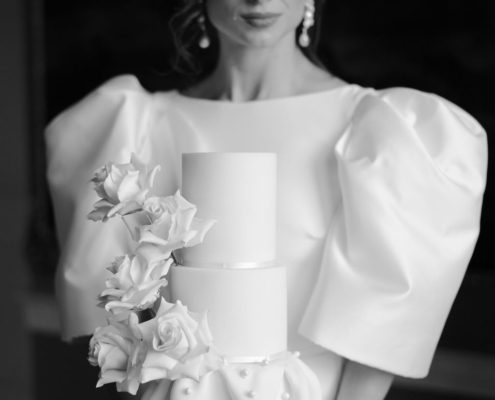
[
  {"xmin": 282, "ymin": 392, "xmax": 291, "ymax": 400},
  {"xmin": 240, "ymin": 368, "xmax": 249, "ymax": 378},
  {"xmin": 184, "ymin": 387, "xmax": 192, "ymax": 395},
  {"xmin": 247, "ymin": 390, "xmax": 257, "ymax": 398}
]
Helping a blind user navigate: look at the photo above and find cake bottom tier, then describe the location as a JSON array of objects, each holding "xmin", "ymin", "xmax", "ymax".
[
  {"xmin": 167, "ymin": 351, "xmax": 321, "ymax": 400},
  {"xmin": 170, "ymin": 265, "xmax": 287, "ymax": 357}
]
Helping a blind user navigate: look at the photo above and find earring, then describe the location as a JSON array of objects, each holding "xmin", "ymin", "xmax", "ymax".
[
  {"xmin": 298, "ymin": 0, "xmax": 315, "ymax": 48},
  {"xmin": 198, "ymin": 11, "xmax": 210, "ymax": 49}
]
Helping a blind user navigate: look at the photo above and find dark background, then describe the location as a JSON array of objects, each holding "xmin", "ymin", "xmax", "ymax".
[{"xmin": 6, "ymin": 0, "xmax": 494, "ymax": 399}]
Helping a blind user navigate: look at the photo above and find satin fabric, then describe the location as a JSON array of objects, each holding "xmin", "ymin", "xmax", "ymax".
[{"xmin": 46, "ymin": 75, "xmax": 487, "ymax": 388}]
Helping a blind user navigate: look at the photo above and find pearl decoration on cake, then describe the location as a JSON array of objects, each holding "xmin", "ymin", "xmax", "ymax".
[
  {"xmin": 281, "ymin": 392, "xmax": 291, "ymax": 400},
  {"xmin": 262, "ymin": 357, "xmax": 270, "ymax": 365},
  {"xmin": 184, "ymin": 387, "xmax": 192, "ymax": 395},
  {"xmin": 293, "ymin": 351, "xmax": 300, "ymax": 358},
  {"xmin": 247, "ymin": 390, "xmax": 257, "ymax": 398},
  {"xmin": 239, "ymin": 368, "xmax": 250, "ymax": 378}
]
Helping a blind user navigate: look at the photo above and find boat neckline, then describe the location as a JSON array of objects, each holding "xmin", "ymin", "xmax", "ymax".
[{"xmin": 170, "ymin": 83, "xmax": 359, "ymax": 106}]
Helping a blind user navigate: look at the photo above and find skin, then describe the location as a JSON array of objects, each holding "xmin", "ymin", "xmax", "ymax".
[
  {"xmin": 185, "ymin": 0, "xmax": 344, "ymax": 101},
  {"xmin": 183, "ymin": 0, "xmax": 395, "ymax": 399}
]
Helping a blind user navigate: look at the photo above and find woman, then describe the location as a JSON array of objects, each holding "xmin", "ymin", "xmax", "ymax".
[{"xmin": 46, "ymin": 0, "xmax": 488, "ymax": 399}]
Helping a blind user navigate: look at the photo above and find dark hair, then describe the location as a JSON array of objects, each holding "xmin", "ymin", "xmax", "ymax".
[{"xmin": 169, "ymin": 0, "xmax": 327, "ymax": 82}]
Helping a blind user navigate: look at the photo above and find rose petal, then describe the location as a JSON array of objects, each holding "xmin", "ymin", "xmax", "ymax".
[
  {"xmin": 96, "ymin": 370, "xmax": 127, "ymax": 387},
  {"xmin": 138, "ymin": 230, "xmax": 170, "ymax": 247},
  {"xmin": 128, "ymin": 256, "xmax": 146, "ymax": 285},
  {"xmin": 87, "ymin": 207, "xmax": 112, "ymax": 222},
  {"xmin": 117, "ymin": 170, "xmax": 142, "ymax": 202},
  {"xmin": 185, "ymin": 218, "xmax": 216, "ymax": 247},
  {"xmin": 135, "ymin": 243, "xmax": 172, "ymax": 264},
  {"xmin": 100, "ymin": 288, "xmax": 126, "ymax": 298},
  {"xmin": 148, "ymin": 258, "xmax": 173, "ymax": 281},
  {"xmin": 116, "ymin": 378, "xmax": 140, "ymax": 395},
  {"xmin": 106, "ymin": 200, "xmax": 142, "ymax": 219},
  {"xmin": 141, "ymin": 351, "xmax": 178, "ymax": 382},
  {"xmin": 105, "ymin": 301, "xmax": 136, "ymax": 313},
  {"xmin": 103, "ymin": 165, "xmax": 123, "ymax": 202}
]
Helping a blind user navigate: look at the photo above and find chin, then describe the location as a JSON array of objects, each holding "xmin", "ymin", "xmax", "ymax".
[
  {"xmin": 241, "ymin": 35, "xmax": 280, "ymax": 48},
  {"xmin": 235, "ymin": 28, "xmax": 293, "ymax": 49}
]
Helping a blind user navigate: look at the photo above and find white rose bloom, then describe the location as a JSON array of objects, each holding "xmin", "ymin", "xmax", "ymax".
[
  {"xmin": 138, "ymin": 299, "xmax": 219, "ymax": 382},
  {"xmin": 88, "ymin": 314, "xmax": 145, "ymax": 395},
  {"xmin": 138, "ymin": 191, "xmax": 216, "ymax": 261},
  {"xmin": 99, "ymin": 254, "xmax": 172, "ymax": 315},
  {"xmin": 88, "ymin": 153, "xmax": 160, "ymax": 221}
]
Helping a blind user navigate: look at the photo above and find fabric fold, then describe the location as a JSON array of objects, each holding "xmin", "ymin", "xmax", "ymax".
[
  {"xmin": 299, "ymin": 88, "xmax": 487, "ymax": 378},
  {"xmin": 46, "ymin": 75, "xmax": 156, "ymax": 340}
]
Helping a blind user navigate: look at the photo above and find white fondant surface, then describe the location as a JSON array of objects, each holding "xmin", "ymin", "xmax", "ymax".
[
  {"xmin": 180, "ymin": 153, "xmax": 276, "ymax": 266},
  {"xmin": 169, "ymin": 352, "xmax": 321, "ymax": 400},
  {"xmin": 170, "ymin": 265, "xmax": 287, "ymax": 357}
]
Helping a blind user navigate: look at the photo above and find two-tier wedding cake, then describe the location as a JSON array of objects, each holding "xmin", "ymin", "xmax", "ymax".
[{"xmin": 169, "ymin": 153, "xmax": 321, "ymax": 400}]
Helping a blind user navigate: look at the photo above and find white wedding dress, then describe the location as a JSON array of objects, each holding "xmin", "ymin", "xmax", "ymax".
[{"xmin": 46, "ymin": 75, "xmax": 487, "ymax": 398}]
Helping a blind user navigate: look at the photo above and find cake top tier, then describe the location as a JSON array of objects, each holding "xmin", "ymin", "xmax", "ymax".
[{"xmin": 180, "ymin": 152, "xmax": 277, "ymax": 267}]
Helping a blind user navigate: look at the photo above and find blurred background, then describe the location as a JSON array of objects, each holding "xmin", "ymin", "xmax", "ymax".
[{"xmin": 1, "ymin": 0, "xmax": 494, "ymax": 399}]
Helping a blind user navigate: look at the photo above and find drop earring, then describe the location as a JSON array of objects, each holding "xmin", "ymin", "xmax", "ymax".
[
  {"xmin": 298, "ymin": 0, "xmax": 315, "ymax": 48},
  {"xmin": 198, "ymin": 9, "xmax": 210, "ymax": 49}
]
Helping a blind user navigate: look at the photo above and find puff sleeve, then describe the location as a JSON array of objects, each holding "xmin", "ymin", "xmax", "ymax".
[
  {"xmin": 46, "ymin": 75, "xmax": 156, "ymax": 341},
  {"xmin": 299, "ymin": 88, "xmax": 488, "ymax": 378}
]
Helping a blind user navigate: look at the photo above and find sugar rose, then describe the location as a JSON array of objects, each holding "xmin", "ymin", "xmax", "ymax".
[
  {"xmin": 138, "ymin": 191, "xmax": 216, "ymax": 260},
  {"xmin": 99, "ymin": 254, "xmax": 172, "ymax": 315},
  {"xmin": 142, "ymin": 196, "xmax": 170, "ymax": 222},
  {"xmin": 88, "ymin": 153, "xmax": 160, "ymax": 221},
  {"xmin": 139, "ymin": 299, "xmax": 217, "ymax": 382},
  {"xmin": 88, "ymin": 315, "xmax": 145, "ymax": 395}
]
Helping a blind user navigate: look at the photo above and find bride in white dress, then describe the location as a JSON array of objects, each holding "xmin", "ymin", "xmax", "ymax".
[{"xmin": 46, "ymin": 0, "xmax": 488, "ymax": 399}]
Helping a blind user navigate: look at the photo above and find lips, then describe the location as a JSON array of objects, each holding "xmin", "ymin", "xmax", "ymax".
[{"xmin": 240, "ymin": 12, "xmax": 282, "ymax": 28}]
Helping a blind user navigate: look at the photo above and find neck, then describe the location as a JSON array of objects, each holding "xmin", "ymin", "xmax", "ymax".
[{"xmin": 207, "ymin": 33, "xmax": 307, "ymax": 102}]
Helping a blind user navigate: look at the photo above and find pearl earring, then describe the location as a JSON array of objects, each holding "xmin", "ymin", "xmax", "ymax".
[
  {"xmin": 299, "ymin": 0, "xmax": 315, "ymax": 48},
  {"xmin": 198, "ymin": 11, "xmax": 210, "ymax": 49}
]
